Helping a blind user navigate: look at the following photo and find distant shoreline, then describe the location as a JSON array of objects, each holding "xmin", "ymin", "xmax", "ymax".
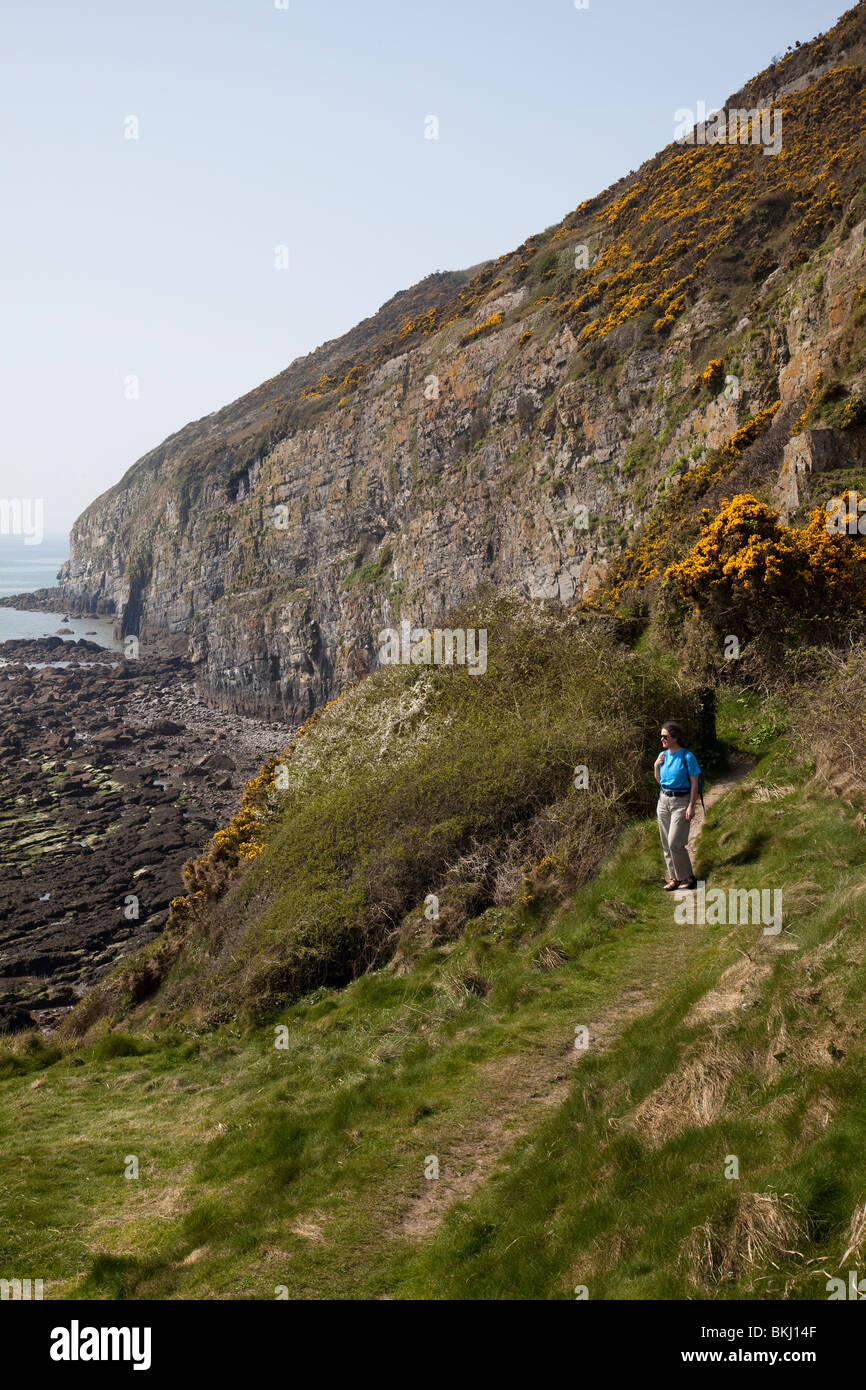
[
  {"xmin": 0, "ymin": 586, "xmax": 101, "ymax": 617},
  {"xmin": 0, "ymin": 590, "xmax": 123, "ymax": 652}
]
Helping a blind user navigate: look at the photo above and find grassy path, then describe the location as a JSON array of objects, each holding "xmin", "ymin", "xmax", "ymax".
[{"xmin": 2, "ymin": 736, "xmax": 865, "ymax": 1300}]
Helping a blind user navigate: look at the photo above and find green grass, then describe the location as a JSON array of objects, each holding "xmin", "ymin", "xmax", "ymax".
[{"xmin": 2, "ymin": 710, "xmax": 865, "ymax": 1300}]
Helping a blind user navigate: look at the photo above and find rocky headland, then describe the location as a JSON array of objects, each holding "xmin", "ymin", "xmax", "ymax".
[{"xmin": 0, "ymin": 588, "xmax": 88, "ymax": 615}]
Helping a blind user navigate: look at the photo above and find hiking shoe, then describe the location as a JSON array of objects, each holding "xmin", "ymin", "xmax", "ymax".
[
  {"xmin": 677, "ymin": 877, "xmax": 698, "ymax": 891},
  {"xmin": 662, "ymin": 879, "xmax": 679, "ymax": 891}
]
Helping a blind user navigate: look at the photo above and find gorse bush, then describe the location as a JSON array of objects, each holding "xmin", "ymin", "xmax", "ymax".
[
  {"xmin": 664, "ymin": 493, "xmax": 866, "ymax": 643},
  {"xmin": 692, "ymin": 358, "xmax": 726, "ymax": 395},
  {"xmin": 592, "ymin": 405, "xmax": 783, "ymax": 616}
]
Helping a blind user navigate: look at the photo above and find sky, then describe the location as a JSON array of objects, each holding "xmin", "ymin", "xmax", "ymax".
[{"xmin": 0, "ymin": 0, "xmax": 849, "ymax": 538}]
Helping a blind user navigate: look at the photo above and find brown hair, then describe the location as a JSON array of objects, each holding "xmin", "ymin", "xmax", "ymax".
[{"xmin": 661, "ymin": 720, "xmax": 686, "ymax": 745}]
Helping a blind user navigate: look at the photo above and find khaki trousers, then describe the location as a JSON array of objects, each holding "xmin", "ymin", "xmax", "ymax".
[{"xmin": 657, "ymin": 793, "xmax": 694, "ymax": 882}]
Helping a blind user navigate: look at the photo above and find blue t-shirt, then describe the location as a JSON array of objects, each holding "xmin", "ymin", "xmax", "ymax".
[{"xmin": 660, "ymin": 747, "xmax": 700, "ymax": 794}]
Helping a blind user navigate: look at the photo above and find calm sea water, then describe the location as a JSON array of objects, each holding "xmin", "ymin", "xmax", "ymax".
[{"xmin": 0, "ymin": 535, "xmax": 122, "ymax": 650}]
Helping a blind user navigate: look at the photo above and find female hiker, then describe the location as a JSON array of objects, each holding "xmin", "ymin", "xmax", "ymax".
[{"xmin": 654, "ymin": 721, "xmax": 700, "ymax": 892}]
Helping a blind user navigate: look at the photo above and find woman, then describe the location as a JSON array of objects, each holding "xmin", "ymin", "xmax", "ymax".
[{"xmin": 654, "ymin": 721, "xmax": 700, "ymax": 891}]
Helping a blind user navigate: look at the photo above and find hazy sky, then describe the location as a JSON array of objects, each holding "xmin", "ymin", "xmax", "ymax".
[{"xmin": 0, "ymin": 0, "xmax": 847, "ymax": 536}]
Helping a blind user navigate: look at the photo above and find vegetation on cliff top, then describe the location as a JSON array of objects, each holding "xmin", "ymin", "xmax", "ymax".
[{"xmin": 73, "ymin": 5, "xmax": 866, "ymax": 557}]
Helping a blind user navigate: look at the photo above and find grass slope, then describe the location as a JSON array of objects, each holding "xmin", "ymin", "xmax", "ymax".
[
  {"xmin": 2, "ymin": 694, "xmax": 865, "ymax": 1301},
  {"xmin": 65, "ymin": 602, "xmax": 691, "ymax": 1032}
]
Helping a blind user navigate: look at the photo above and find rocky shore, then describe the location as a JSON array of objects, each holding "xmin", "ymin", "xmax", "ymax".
[
  {"xmin": 0, "ymin": 587, "xmax": 96, "ymax": 617},
  {"xmin": 0, "ymin": 637, "xmax": 291, "ymax": 1032}
]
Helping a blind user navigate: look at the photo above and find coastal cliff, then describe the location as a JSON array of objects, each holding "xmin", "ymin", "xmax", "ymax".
[
  {"xmin": 60, "ymin": 7, "xmax": 866, "ymax": 719},
  {"xmin": 7, "ymin": 5, "xmax": 866, "ymax": 1311}
]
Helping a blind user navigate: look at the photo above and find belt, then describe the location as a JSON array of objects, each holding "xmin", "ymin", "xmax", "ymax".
[{"xmin": 660, "ymin": 789, "xmax": 690, "ymax": 797}]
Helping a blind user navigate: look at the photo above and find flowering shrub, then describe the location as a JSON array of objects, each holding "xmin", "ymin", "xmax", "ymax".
[
  {"xmin": 692, "ymin": 359, "xmax": 725, "ymax": 394},
  {"xmin": 162, "ymin": 689, "xmax": 356, "ymax": 932},
  {"xmin": 398, "ymin": 309, "xmax": 438, "ymax": 339},
  {"xmin": 592, "ymin": 403, "xmax": 782, "ymax": 611},
  {"xmin": 794, "ymin": 373, "xmax": 866, "ymax": 432},
  {"xmin": 341, "ymin": 363, "xmax": 366, "ymax": 391},
  {"xmin": 665, "ymin": 493, "xmax": 866, "ymax": 637},
  {"xmin": 719, "ymin": 402, "xmax": 780, "ymax": 459},
  {"xmin": 549, "ymin": 66, "xmax": 865, "ymax": 348},
  {"xmin": 461, "ymin": 311, "xmax": 503, "ymax": 345},
  {"xmin": 842, "ymin": 397, "xmax": 866, "ymax": 427},
  {"xmin": 180, "ymin": 756, "xmax": 279, "ymax": 903},
  {"xmin": 794, "ymin": 372, "xmax": 824, "ymax": 434}
]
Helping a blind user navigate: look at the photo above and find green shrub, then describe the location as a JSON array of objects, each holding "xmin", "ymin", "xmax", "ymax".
[{"xmin": 142, "ymin": 599, "xmax": 691, "ymax": 1025}]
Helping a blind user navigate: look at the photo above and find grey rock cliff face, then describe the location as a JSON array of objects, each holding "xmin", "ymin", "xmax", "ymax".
[
  {"xmin": 59, "ymin": 214, "xmax": 866, "ymax": 719},
  {"xmin": 58, "ymin": 13, "xmax": 866, "ymax": 719}
]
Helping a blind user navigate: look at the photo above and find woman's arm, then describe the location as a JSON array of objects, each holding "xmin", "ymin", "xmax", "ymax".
[{"xmin": 686, "ymin": 773, "xmax": 699, "ymax": 820}]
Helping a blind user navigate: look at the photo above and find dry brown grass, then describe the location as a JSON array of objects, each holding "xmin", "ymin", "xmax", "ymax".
[
  {"xmin": 749, "ymin": 782, "xmax": 796, "ymax": 802},
  {"xmin": 533, "ymin": 944, "xmax": 568, "ymax": 971},
  {"xmin": 437, "ymin": 970, "xmax": 491, "ymax": 1006},
  {"xmin": 288, "ymin": 1214, "xmax": 327, "ymax": 1244},
  {"xmin": 630, "ymin": 1036, "xmax": 740, "ymax": 1147},
  {"xmin": 181, "ymin": 1246, "xmax": 209, "ymax": 1265},
  {"xmin": 685, "ymin": 954, "xmax": 773, "ymax": 1026},
  {"xmin": 799, "ymin": 1090, "xmax": 837, "ymax": 1144},
  {"xmin": 781, "ymin": 880, "xmax": 825, "ymax": 916},
  {"xmin": 565, "ymin": 1231, "xmax": 635, "ymax": 1289},
  {"xmin": 840, "ymin": 1203, "xmax": 866, "ymax": 1266},
  {"xmin": 679, "ymin": 1191, "xmax": 806, "ymax": 1287}
]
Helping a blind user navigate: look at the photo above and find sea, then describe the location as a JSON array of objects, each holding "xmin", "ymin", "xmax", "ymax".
[{"xmin": 0, "ymin": 534, "xmax": 122, "ymax": 650}]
